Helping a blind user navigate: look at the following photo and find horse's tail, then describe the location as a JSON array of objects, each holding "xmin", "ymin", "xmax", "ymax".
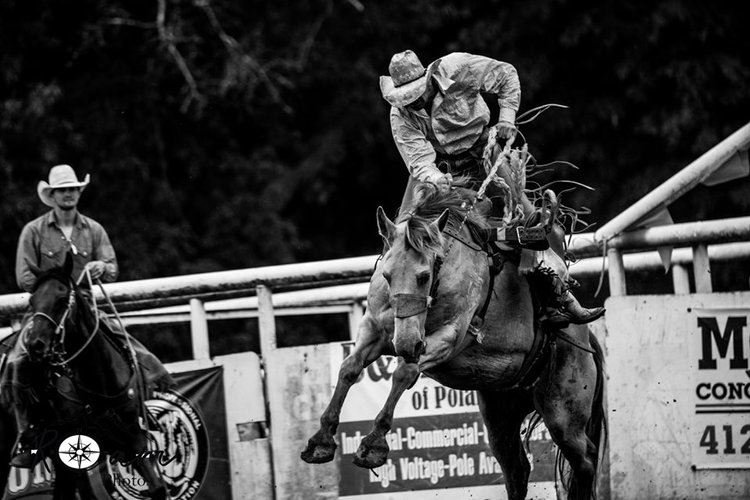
[
  {"xmin": 556, "ymin": 331, "xmax": 608, "ymax": 500},
  {"xmin": 586, "ymin": 333, "xmax": 608, "ymax": 498}
]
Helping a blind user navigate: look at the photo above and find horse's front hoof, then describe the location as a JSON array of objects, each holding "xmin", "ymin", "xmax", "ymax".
[
  {"xmin": 352, "ymin": 433, "xmax": 389, "ymax": 469},
  {"xmin": 300, "ymin": 431, "xmax": 337, "ymax": 464}
]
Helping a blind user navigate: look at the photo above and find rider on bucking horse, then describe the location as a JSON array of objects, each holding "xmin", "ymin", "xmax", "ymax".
[{"xmin": 380, "ymin": 50, "xmax": 604, "ymax": 327}]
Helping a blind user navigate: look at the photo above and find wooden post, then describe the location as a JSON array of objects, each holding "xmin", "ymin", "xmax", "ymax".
[
  {"xmin": 692, "ymin": 244, "xmax": 713, "ymax": 293},
  {"xmin": 607, "ymin": 248, "xmax": 627, "ymax": 296},
  {"xmin": 671, "ymin": 264, "xmax": 691, "ymax": 294},
  {"xmin": 189, "ymin": 298, "xmax": 210, "ymax": 359}
]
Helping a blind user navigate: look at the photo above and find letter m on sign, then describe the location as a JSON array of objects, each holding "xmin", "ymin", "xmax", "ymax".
[{"xmin": 697, "ymin": 316, "xmax": 748, "ymax": 370}]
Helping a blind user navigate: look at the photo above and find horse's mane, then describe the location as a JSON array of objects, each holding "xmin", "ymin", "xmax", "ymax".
[{"xmin": 396, "ymin": 180, "xmax": 492, "ymax": 257}]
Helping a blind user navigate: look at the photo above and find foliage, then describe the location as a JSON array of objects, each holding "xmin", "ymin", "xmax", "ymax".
[{"xmin": 1, "ymin": 0, "xmax": 749, "ymax": 293}]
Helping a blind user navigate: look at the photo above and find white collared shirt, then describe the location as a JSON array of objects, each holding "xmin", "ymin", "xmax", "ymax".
[{"xmin": 389, "ymin": 52, "xmax": 521, "ymax": 183}]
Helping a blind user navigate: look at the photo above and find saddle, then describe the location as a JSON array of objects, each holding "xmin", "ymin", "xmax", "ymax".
[
  {"xmin": 448, "ymin": 188, "xmax": 555, "ymax": 252},
  {"xmin": 439, "ymin": 202, "xmax": 559, "ymax": 391}
]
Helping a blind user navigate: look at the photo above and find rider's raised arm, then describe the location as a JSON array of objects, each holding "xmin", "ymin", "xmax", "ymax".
[
  {"xmin": 389, "ymin": 107, "xmax": 442, "ymax": 184},
  {"xmin": 462, "ymin": 54, "xmax": 521, "ymax": 125}
]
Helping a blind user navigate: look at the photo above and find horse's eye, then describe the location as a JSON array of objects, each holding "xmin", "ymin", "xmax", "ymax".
[
  {"xmin": 416, "ymin": 272, "xmax": 430, "ymax": 287},
  {"xmin": 382, "ymin": 272, "xmax": 391, "ymax": 284}
]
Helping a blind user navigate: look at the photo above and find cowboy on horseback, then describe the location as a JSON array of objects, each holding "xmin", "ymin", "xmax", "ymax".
[
  {"xmin": 380, "ymin": 50, "xmax": 604, "ymax": 327},
  {"xmin": 5, "ymin": 165, "xmax": 171, "ymax": 468}
]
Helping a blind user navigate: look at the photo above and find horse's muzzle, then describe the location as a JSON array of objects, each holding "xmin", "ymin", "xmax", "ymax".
[
  {"xmin": 392, "ymin": 337, "xmax": 425, "ymax": 363},
  {"xmin": 27, "ymin": 339, "xmax": 48, "ymax": 361}
]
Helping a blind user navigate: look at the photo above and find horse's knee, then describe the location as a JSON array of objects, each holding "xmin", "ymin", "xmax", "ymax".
[
  {"xmin": 392, "ymin": 363, "xmax": 419, "ymax": 387},
  {"xmin": 339, "ymin": 355, "xmax": 364, "ymax": 385}
]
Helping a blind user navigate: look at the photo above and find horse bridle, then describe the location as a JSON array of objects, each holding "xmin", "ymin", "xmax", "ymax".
[
  {"xmin": 24, "ymin": 280, "xmax": 102, "ymax": 366},
  {"xmin": 25, "ymin": 283, "xmax": 76, "ymax": 349},
  {"xmin": 391, "ymin": 256, "xmax": 444, "ymax": 319},
  {"xmin": 390, "ymin": 208, "xmax": 496, "ymax": 320}
]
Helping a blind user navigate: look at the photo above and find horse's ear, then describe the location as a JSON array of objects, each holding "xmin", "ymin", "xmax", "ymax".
[
  {"xmin": 430, "ymin": 209, "xmax": 451, "ymax": 233},
  {"xmin": 376, "ymin": 206, "xmax": 396, "ymax": 247},
  {"xmin": 63, "ymin": 251, "xmax": 74, "ymax": 279}
]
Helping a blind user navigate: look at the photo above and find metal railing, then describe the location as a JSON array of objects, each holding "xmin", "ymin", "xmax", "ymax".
[{"xmin": 1, "ymin": 124, "xmax": 748, "ymax": 351}]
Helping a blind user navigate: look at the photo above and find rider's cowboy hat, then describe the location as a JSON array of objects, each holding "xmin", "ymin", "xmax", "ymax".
[
  {"xmin": 379, "ymin": 50, "xmax": 429, "ymax": 108},
  {"xmin": 37, "ymin": 164, "xmax": 90, "ymax": 207}
]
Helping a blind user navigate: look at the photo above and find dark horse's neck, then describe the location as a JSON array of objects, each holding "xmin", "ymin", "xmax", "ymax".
[{"xmin": 65, "ymin": 292, "xmax": 132, "ymax": 397}]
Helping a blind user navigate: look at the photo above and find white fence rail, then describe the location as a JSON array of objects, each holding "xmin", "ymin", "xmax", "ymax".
[{"xmin": 595, "ymin": 121, "xmax": 750, "ymax": 242}]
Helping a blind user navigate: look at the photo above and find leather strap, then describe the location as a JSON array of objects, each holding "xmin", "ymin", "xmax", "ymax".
[
  {"xmin": 392, "ymin": 294, "xmax": 431, "ymax": 319},
  {"xmin": 477, "ymin": 225, "xmax": 550, "ymax": 251}
]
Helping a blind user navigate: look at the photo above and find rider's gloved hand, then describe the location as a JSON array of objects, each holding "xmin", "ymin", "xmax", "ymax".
[
  {"xmin": 84, "ymin": 260, "xmax": 106, "ymax": 280},
  {"xmin": 496, "ymin": 120, "xmax": 517, "ymax": 146},
  {"xmin": 434, "ymin": 173, "xmax": 452, "ymax": 194}
]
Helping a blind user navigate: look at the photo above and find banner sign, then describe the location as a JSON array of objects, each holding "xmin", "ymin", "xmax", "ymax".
[
  {"xmin": 4, "ymin": 366, "xmax": 230, "ymax": 499},
  {"xmin": 690, "ymin": 307, "xmax": 750, "ymax": 468},
  {"xmin": 332, "ymin": 342, "xmax": 556, "ymax": 498}
]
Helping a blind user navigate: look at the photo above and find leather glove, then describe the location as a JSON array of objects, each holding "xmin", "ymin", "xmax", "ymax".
[{"xmin": 496, "ymin": 120, "xmax": 517, "ymax": 146}]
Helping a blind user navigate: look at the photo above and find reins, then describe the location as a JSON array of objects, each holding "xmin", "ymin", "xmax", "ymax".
[
  {"xmin": 394, "ymin": 129, "xmax": 511, "ymax": 320},
  {"xmin": 44, "ymin": 267, "xmax": 103, "ymax": 366}
]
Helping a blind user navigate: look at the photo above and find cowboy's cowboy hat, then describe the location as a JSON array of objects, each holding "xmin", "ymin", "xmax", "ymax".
[
  {"xmin": 37, "ymin": 164, "xmax": 90, "ymax": 207},
  {"xmin": 379, "ymin": 50, "xmax": 429, "ymax": 108}
]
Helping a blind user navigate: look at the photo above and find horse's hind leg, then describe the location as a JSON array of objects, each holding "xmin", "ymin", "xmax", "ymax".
[
  {"xmin": 535, "ymin": 329, "xmax": 605, "ymax": 500},
  {"xmin": 301, "ymin": 315, "xmax": 391, "ymax": 464},
  {"xmin": 353, "ymin": 358, "xmax": 419, "ymax": 469},
  {"xmin": 478, "ymin": 389, "xmax": 533, "ymax": 500}
]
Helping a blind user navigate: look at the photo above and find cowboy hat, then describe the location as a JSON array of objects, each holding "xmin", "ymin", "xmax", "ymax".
[
  {"xmin": 37, "ymin": 164, "xmax": 90, "ymax": 207},
  {"xmin": 379, "ymin": 50, "xmax": 428, "ymax": 108}
]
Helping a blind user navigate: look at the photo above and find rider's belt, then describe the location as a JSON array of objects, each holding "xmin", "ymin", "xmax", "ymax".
[
  {"xmin": 479, "ymin": 226, "xmax": 550, "ymax": 251},
  {"xmin": 436, "ymin": 131, "xmax": 488, "ymax": 174}
]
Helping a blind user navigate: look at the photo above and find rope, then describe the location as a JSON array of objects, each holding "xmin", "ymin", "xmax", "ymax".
[
  {"xmin": 95, "ymin": 279, "xmax": 150, "ymax": 433},
  {"xmin": 50, "ymin": 268, "xmax": 101, "ymax": 366}
]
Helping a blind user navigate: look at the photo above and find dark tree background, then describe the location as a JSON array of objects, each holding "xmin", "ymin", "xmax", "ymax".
[{"xmin": 1, "ymin": 0, "xmax": 749, "ymax": 294}]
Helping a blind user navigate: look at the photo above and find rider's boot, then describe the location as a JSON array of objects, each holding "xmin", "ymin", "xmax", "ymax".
[
  {"xmin": 10, "ymin": 406, "xmax": 43, "ymax": 469},
  {"xmin": 544, "ymin": 270, "xmax": 605, "ymax": 327}
]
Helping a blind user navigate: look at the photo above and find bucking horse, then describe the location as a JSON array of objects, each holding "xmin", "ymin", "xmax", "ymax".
[{"xmin": 302, "ymin": 182, "xmax": 606, "ymax": 500}]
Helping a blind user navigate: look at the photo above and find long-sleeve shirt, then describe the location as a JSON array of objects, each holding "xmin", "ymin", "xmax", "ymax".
[
  {"xmin": 390, "ymin": 52, "xmax": 521, "ymax": 184},
  {"xmin": 15, "ymin": 210, "xmax": 118, "ymax": 292}
]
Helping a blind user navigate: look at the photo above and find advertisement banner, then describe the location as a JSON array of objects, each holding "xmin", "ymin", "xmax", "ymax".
[
  {"xmin": 3, "ymin": 366, "xmax": 230, "ymax": 500},
  {"xmin": 332, "ymin": 342, "xmax": 557, "ymax": 499},
  {"xmin": 690, "ymin": 307, "xmax": 750, "ymax": 469}
]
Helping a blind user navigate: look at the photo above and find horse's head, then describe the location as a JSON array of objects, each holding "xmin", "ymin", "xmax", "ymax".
[
  {"xmin": 24, "ymin": 253, "xmax": 77, "ymax": 362},
  {"xmin": 376, "ymin": 186, "xmax": 461, "ymax": 362}
]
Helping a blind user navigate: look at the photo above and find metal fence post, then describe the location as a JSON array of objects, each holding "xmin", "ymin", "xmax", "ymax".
[
  {"xmin": 348, "ymin": 300, "xmax": 364, "ymax": 341},
  {"xmin": 671, "ymin": 264, "xmax": 691, "ymax": 294},
  {"xmin": 607, "ymin": 248, "xmax": 627, "ymax": 296},
  {"xmin": 692, "ymin": 244, "xmax": 713, "ymax": 293},
  {"xmin": 189, "ymin": 298, "xmax": 210, "ymax": 359},
  {"xmin": 256, "ymin": 285, "xmax": 278, "ymax": 499}
]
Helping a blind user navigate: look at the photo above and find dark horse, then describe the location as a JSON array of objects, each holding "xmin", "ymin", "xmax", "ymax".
[
  {"xmin": 302, "ymin": 184, "xmax": 606, "ymax": 499},
  {"xmin": 0, "ymin": 254, "xmax": 167, "ymax": 499}
]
